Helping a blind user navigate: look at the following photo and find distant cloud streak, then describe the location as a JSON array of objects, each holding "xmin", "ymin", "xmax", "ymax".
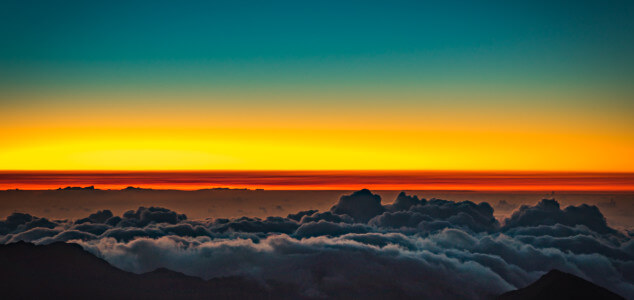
[{"xmin": 1, "ymin": 171, "xmax": 633, "ymax": 191}]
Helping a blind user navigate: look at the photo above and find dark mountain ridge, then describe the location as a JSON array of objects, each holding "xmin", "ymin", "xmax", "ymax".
[
  {"xmin": 498, "ymin": 269, "xmax": 625, "ymax": 300},
  {"xmin": 0, "ymin": 241, "xmax": 300, "ymax": 299},
  {"xmin": 2, "ymin": 242, "xmax": 628, "ymax": 300}
]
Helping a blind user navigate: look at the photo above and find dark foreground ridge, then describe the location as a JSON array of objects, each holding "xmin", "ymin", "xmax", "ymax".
[
  {"xmin": 498, "ymin": 269, "xmax": 625, "ymax": 300},
  {"xmin": 1, "ymin": 242, "xmax": 627, "ymax": 300},
  {"xmin": 0, "ymin": 241, "xmax": 301, "ymax": 299}
]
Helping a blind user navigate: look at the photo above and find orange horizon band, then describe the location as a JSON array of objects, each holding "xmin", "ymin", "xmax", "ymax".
[{"xmin": 1, "ymin": 171, "xmax": 633, "ymax": 191}]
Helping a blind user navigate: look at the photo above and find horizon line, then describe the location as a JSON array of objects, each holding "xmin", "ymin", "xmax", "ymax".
[
  {"xmin": 2, "ymin": 170, "xmax": 633, "ymax": 192},
  {"xmin": 2, "ymin": 169, "xmax": 634, "ymax": 174},
  {"xmin": 3, "ymin": 187, "xmax": 634, "ymax": 193}
]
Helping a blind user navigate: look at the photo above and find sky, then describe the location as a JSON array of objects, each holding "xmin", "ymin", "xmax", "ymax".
[{"xmin": 1, "ymin": 0, "xmax": 633, "ymax": 171}]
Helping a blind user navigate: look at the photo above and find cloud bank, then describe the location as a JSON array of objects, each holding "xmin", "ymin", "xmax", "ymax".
[{"xmin": 1, "ymin": 189, "xmax": 632, "ymax": 299}]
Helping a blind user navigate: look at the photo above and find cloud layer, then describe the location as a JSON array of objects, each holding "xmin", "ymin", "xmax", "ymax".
[{"xmin": 1, "ymin": 189, "xmax": 632, "ymax": 299}]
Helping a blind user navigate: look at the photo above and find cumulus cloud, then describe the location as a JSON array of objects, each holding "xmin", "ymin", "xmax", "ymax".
[
  {"xmin": 386, "ymin": 191, "xmax": 426, "ymax": 211},
  {"xmin": 370, "ymin": 197, "xmax": 499, "ymax": 235},
  {"xmin": 503, "ymin": 199, "xmax": 616, "ymax": 234},
  {"xmin": 0, "ymin": 212, "xmax": 58, "ymax": 235},
  {"xmin": 330, "ymin": 189, "xmax": 385, "ymax": 223},
  {"xmin": 75, "ymin": 210, "xmax": 113, "ymax": 224},
  {"xmin": 294, "ymin": 220, "xmax": 371, "ymax": 238},
  {"xmin": 118, "ymin": 207, "xmax": 187, "ymax": 227},
  {"xmin": 0, "ymin": 190, "xmax": 632, "ymax": 299}
]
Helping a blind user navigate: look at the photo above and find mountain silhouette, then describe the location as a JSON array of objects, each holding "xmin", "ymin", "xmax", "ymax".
[
  {"xmin": 498, "ymin": 269, "xmax": 625, "ymax": 300},
  {"xmin": 1, "ymin": 242, "xmax": 628, "ymax": 299},
  {"xmin": 0, "ymin": 242, "xmax": 301, "ymax": 299}
]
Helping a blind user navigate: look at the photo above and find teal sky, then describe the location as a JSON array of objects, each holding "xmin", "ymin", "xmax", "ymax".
[{"xmin": 1, "ymin": 0, "xmax": 633, "ymax": 94}]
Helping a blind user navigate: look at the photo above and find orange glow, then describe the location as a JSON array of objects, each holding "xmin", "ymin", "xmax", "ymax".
[
  {"xmin": 2, "ymin": 89, "xmax": 634, "ymax": 172},
  {"xmin": 2, "ymin": 124, "xmax": 633, "ymax": 172}
]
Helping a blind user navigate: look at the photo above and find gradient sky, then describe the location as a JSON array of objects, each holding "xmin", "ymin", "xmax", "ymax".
[{"xmin": 1, "ymin": 0, "xmax": 633, "ymax": 171}]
